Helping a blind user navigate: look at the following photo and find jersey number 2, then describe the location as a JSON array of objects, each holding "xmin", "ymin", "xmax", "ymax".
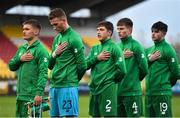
[{"xmin": 106, "ymin": 100, "xmax": 111, "ymax": 112}]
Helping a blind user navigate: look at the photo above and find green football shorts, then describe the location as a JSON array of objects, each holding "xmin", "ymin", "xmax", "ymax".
[
  {"xmin": 16, "ymin": 100, "xmax": 29, "ymax": 117},
  {"xmin": 145, "ymin": 95, "xmax": 172, "ymax": 117},
  {"xmin": 117, "ymin": 95, "xmax": 143, "ymax": 117},
  {"xmin": 89, "ymin": 84, "xmax": 117, "ymax": 117}
]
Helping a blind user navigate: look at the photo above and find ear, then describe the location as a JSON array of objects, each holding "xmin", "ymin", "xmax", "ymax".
[
  {"xmin": 129, "ymin": 27, "xmax": 133, "ymax": 34},
  {"xmin": 108, "ymin": 30, "xmax": 113, "ymax": 36},
  {"xmin": 34, "ymin": 29, "xmax": 40, "ymax": 36},
  {"xmin": 162, "ymin": 31, "xmax": 166, "ymax": 36}
]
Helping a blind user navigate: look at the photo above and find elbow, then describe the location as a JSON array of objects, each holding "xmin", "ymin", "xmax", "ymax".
[
  {"xmin": 123, "ymin": 72, "xmax": 127, "ymax": 78},
  {"xmin": 9, "ymin": 66, "xmax": 17, "ymax": 71},
  {"xmin": 8, "ymin": 63, "xmax": 16, "ymax": 71},
  {"xmin": 121, "ymin": 71, "xmax": 127, "ymax": 79},
  {"xmin": 48, "ymin": 65, "xmax": 53, "ymax": 70},
  {"xmin": 48, "ymin": 62, "xmax": 54, "ymax": 70}
]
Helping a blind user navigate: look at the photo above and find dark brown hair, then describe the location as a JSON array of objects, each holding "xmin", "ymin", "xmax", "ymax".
[
  {"xmin": 23, "ymin": 19, "xmax": 41, "ymax": 30},
  {"xmin": 97, "ymin": 21, "xmax": 114, "ymax": 36},
  {"xmin": 117, "ymin": 18, "xmax": 133, "ymax": 28},
  {"xmin": 48, "ymin": 8, "xmax": 66, "ymax": 20}
]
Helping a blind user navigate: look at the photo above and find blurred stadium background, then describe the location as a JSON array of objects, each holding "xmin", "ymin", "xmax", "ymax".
[{"xmin": 0, "ymin": 0, "xmax": 180, "ymax": 117}]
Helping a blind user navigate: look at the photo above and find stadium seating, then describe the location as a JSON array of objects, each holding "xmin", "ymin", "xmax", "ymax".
[
  {"xmin": 0, "ymin": 31, "xmax": 18, "ymax": 79},
  {"xmin": 0, "ymin": 59, "xmax": 16, "ymax": 79},
  {"xmin": 0, "ymin": 25, "xmax": 98, "ymax": 81},
  {"xmin": 0, "ymin": 31, "xmax": 18, "ymax": 64},
  {"xmin": 40, "ymin": 36, "xmax": 53, "ymax": 49},
  {"xmin": 0, "ymin": 25, "xmax": 22, "ymax": 38},
  {"xmin": 82, "ymin": 36, "xmax": 100, "ymax": 47}
]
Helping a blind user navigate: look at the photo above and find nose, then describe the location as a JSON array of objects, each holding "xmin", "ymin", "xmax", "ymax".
[
  {"xmin": 22, "ymin": 30, "xmax": 26, "ymax": 35},
  {"xmin": 53, "ymin": 26, "xmax": 56, "ymax": 30},
  {"xmin": 152, "ymin": 32, "xmax": 155, "ymax": 36},
  {"xmin": 117, "ymin": 30, "xmax": 121, "ymax": 34}
]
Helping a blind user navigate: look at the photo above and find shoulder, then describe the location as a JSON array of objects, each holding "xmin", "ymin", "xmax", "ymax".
[
  {"xmin": 116, "ymin": 41, "xmax": 121, "ymax": 45},
  {"xmin": 163, "ymin": 42, "xmax": 176, "ymax": 54},
  {"xmin": 145, "ymin": 46, "xmax": 154, "ymax": 54},
  {"xmin": 36, "ymin": 42, "xmax": 49, "ymax": 55},
  {"xmin": 69, "ymin": 28, "xmax": 81, "ymax": 39},
  {"xmin": 131, "ymin": 38, "xmax": 144, "ymax": 52},
  {"xmin": 52, "ymin": 34, "xmax": 61, "ymax": 44},
  {"xmin": 18, "ymin": 44, "xmax": 25, "ymax": 49},
  {"xmin": 116, "ymin": 41, "xmax": 123, "ymax": 48},
  {"xmin": 111, "ymin": 41, "xmax": 119, "ymax": 49},
  {"xmin": 131, "ymin": 38, "xmax": 142, "ymax": 48},
  {"xmin": 91, "ymin": 44, "xmax": 100, "ymax": 49},
  {"xmin": 17, "ymin": 44, "xmax": 26, "ymax": 51},
  {"xmin": 68, "ymin": 31, "xmax": 82, "ymax": 45},
  {"xmin": 110, "ymin": 42, "xmax": 122, "ymax": 54},
  {"xmin": 54, "ymin": 33, "xmax": 61, "ymax": 40}
]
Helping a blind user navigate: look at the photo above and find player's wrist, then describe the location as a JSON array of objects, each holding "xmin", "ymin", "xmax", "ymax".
[
  {"xmin": 52, "ymin": 51, "xmax": 57, "ymax": 58},
  {"xmin": 20, "ymin": 56, "xmax": 25, "ymax": 62}
]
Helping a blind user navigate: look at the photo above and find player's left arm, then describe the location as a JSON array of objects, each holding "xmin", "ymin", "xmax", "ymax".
[
  {"xmin": 71, "ymin": 37, "xmax": 87, "ymax": 81},
  {"xmin": 9, "ymin": 48, "xmax": 23, "ymax": 71},
  {"xmin": 113, "ymin": 45, "xmax": 127, "ymax": 83},
  {"xmin": 166, "ymin": 47, "xmax": 180, "ymax": 86},
  {"xmin": 36, "ymin": 48, "xmax": 49, "ymax": 96},
  {"xmin": 134, "ymin": 44, "xmax": 148, "ymax": 81}
]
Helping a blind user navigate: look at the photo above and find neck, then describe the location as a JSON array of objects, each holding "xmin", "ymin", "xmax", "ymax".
[
  {"xmin": 63, "ymin": 23, "xmax": 69, "ymax": 32},
  {"xmin": 154, "ymin": 37, "xmax": 164, "ymax": 42},
  {"xmin": 100, "ymin": 37, "xmax": 110, "ymax": 43},
  {"xmin": 27, "ymin": 37, "xmax": 38, "ymax": 46}
]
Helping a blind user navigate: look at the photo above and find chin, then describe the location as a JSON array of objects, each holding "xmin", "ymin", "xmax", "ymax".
[
  {"xmin": 23, "ymin": 38, "xmax": 31, "ymax": 41},
  {"xmin": 23, "ymin": 37, "xmax": 27, "ymax": 40},
  {"xmin": 119, "ymin": 36, "xmax": 125, "ymax": 39},
  {"xmin": 98, "ymin": 38, "xmax": 103, "ymax": 41}
]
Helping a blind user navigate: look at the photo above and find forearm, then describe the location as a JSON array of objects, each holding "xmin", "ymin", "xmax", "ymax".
[
  {"xmin": 37, "ymin": 66, "xmax": 48, "ymax": 95},
  {"xmin": 48, "ymin": 55, "xmax": 56, "ymax": 70},
  {"xmin": 8, "ymin": 56, "xmax": 22, "ymax": 71},
  {"xmin": 86, "ymin": 56, "xmax": 98, "ymax": 70},
  {"xmin": 76, "ymin": 49, "xmax": 87, "ymax": 80},
  {"xmin": 115, "ymin": 61, "xmax": 127, "ymax": 82}
]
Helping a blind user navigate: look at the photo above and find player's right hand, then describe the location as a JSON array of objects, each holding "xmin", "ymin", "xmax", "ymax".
[
  {"xmin": 148, "ymin": 50, "xmax": 161, "ymax": 62},
  {"xmin": 52, "ymin": 42, "xmax": 68, "ymax": 58},
  {"xmin": 20, "ymin": 50, "xmax": 34, "ymax": 62},
  {"xmin": 124, "ymin": 49, "xmax": 133, "ymax": 58},
  {"xmin": 97, "ymin": 51, "xmax": 110, "ymax": 61}
]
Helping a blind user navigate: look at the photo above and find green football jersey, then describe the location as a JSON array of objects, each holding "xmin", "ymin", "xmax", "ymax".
[
  {"xmin": 87, "ymin": 38, "xmax": 127, "ymax": 95},
  {"xmin": 117, "ymin": 36, "xmax": 148, "ymax": 96},
  {"xmin": 48, "ymin": 26, "xmax": 87, "ymax": 88},
  {"xmin": 145, "ymin": 39, "xmax": 180, "ymax": 95},
  {"xmin": 9, "ymin": 40, "xmax": 49, "ymax": 100}
]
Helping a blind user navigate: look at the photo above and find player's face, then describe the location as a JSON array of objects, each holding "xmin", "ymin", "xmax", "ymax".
[
  {"xmin": 49, "ymin": 17, "xmax": 65, "ymax": 33},
  {"xmin": 151, "ymin": 29, "xmax": 165, "ymax": 41},
  {"xmin": 22, "ymin": 24, "xmax": 38, "ymax": 41},
  {"xmin": 96, "ymin": 26, "xmax": 111, "ymax": 41},
  {"xmin": 117, "ymin": 25, "xmax": 131, "ymax": 39}
]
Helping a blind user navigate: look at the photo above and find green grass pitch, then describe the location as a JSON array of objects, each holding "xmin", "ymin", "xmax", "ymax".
[{"xmin": 0, "ymin": 95, "xmax": 180, "ymax": 117}]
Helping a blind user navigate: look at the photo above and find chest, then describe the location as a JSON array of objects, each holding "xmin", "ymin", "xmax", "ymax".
[{"xmin": 121, "ymin": 42, "xmax": 134, "ymax": 51}]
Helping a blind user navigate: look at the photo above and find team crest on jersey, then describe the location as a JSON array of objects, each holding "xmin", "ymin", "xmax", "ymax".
[
  {"xmin": 119, "ymin": 57, "xmax": 123, "ymax": 62},
  {"xmin": 148, "ymin": 54, "xmax": 151, "ymax": 57},
  {"xmin": 44, "ymin": 57, "xmax": 48, "ymax": 62},
  {"xmin": 94, "ymin": 52, "xmax": 98, "ymax": 55},
  {"xmin": 141, "ymin": 54, "xmax": 145, "ymax": 58},
  {"xmin": 55, "ymin": 44, "xmax": 58, "ymax": 47},
  {"xmin": 19, "ymin": 52, "xmax": 22, "ymax": 56},
  {"xmin": 171, "ymin": 58, "xmax": 175, "ymax": 62},
  {"xmin": 74, "ymin": 48, "xmax": 78, "ymax": 53}
]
